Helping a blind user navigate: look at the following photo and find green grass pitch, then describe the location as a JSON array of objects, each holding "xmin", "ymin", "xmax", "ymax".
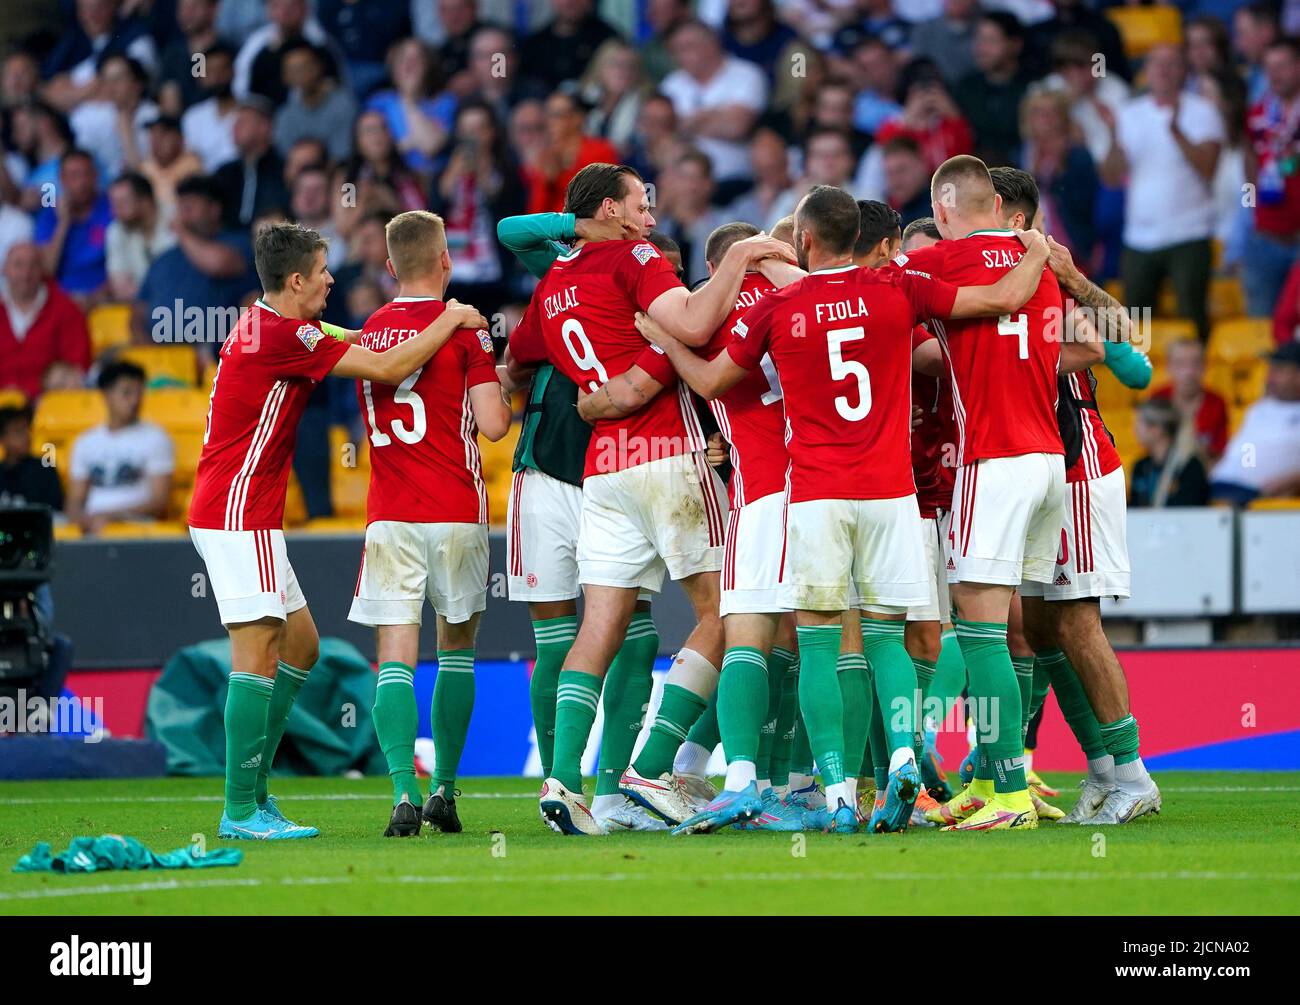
[{"xmin": 1, "ymin": 772, "xmax": 1296, "ymax": 915}]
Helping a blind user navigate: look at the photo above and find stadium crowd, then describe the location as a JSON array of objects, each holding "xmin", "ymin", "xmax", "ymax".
[{"xmin": 3, "ymin": 0, "xmax": 1300, "ymax": 533}]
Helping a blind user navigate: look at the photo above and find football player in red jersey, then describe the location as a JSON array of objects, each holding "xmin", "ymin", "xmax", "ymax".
[
  {"xmin": 505, "ymin": 163, "xmax": 796, "ymax": 834},
  {"xmin": 189, "ymin": 223, "xmax": 487, "ymax": 841},
  {"xmin": 581, "ymin": 220, "xmax": 807, "ymax": 833},
  {"xmin": 345, "ymin": 211, "xmax": 512, "ymax": 838},
  {"xmin": 990, "ymin": 167, "xmax": 1162, "ymax": 825},
  {"xmin": 643, "ymin": 184, "xmax": 1049, "ymax": 833},
  {"xmin": 884, "ymin": 155, "xmax": 1072, "ymax": 831}
]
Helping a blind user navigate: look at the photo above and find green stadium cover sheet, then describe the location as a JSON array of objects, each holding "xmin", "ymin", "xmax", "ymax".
[{"xmin": 145, "ymin": 638, "xmax": 385, "ymax": 778}]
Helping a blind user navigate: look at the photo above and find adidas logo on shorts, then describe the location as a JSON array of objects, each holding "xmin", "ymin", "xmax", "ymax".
[{"xmin": 1054, "ymin": 572, "xmax": 1072, "ymax": 586}]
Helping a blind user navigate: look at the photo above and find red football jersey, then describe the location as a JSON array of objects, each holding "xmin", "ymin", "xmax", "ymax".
[
  {"xmin": 357, "ymin": 296, "xmax": 500, "ymax": 524},
  {"xmin": 896, "ymin": 231, "xmax": 1064, "ymax": 465},
  {"xmin": 727, "ymin": 263, "xmax": 958, "ymax": 504},
  {"xmin": 1064, "ymin": 369, "xmax": 1123, "ymax": 484},
  {"xmin": 190, "ymin": 300, "xmax": 349, "ymax": 531},
  {"xmin": 508, "ymin": 239, "xmax": 705, "ymax": 478},
  {"xmin": 910, "ymin": 326, "xmax": 956, "ymax": 518},
  {"xmin": 701, "ymin": 272, "xmax": 787, "ymax": 507}
]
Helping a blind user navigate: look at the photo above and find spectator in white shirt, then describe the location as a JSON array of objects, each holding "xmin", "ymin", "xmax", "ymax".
[
  {"xmin": 1210, "ymin": 342, "xmax": 1300, "ymax": 505},
  {"xmin": 106, "ymin": 173, "xmax": 176, "ymax": 302},
  {"xmin": 182, "ymin": 43, "xmax": 241, "ymax": 173},
  {"xmin": 66, "ymin": 360, "xmax": 175, "ymax": 535},
  {"xmin": 1101, "ymin": 43, "xmax": 1224, "ymax": 342},
  {"xmin": 69, "ymin": 54, "xmax": 158, "ymax": 179},
  {"xmin": 1034, "ymin": 29, "xmax": 1130, "ymax": 167},
  {"xmin": 660, "ymin": 18, "xmax": 768, "ymax": 187}
]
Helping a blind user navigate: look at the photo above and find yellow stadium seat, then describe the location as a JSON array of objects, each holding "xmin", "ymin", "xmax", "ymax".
[
  {"xmin": 168, "ymin": 484, "xmax": 192, "ymax": 522},
  {"xmin": 479, "ymin": 422, "xmax": 520, "ymax": 480},
  {"xmin": 1229, "ymin": 404, "xmax": 1249, "ymax": 436},
  {"xmin": 1092, "ymin": 367, "xmax": 1139, "ymax": 413},
  {"xmin": 201, "ymin": 359, "xmax": 218, "ymax": 390},
  {"xmin": 284, "ymin": 474, "xmax": 307, "ymax": 527},
  {"xmin": 331, "ymin": 468, "xmax": 370, "ymax": 518},
  {"xmin": 118, "ymin": 345, "xmax": 199, "ymax": 386},
  {"xmin": 0, "ymin": 389, "xmax": 27, "ymax": 409},
  {"xmin": 53, "ymin": 523, "xmax": 82, "ymax": 541},
  {"xmin": 1106, "ymin": 5, "xmax": 1182, "ymax": 59},
  {"xmin": 1103, "ymin": 279, "xmax": 1124, "ymax": 304},
  {"xmin": 1137, "ymin": 318, "xmax": 1196, "ymax": 363},
  {"xmin": 1209, "ymin": 318, "xmax": 1274, "ymax": 365},
  {"xmin": 1208, "ymin": 278, "xmax": 1245, "ymax": 322},
  {"xmin": 299, "ymin": 516, "xmax": 367, "ymax": 534},
  {"xmin": 171, "ymin": 431, "xmax": 205, "ymax": 485},
  {"xmin": 1232, "ymin": 360, "xmax": 1268, "ymax": 407},
  {"xmin": 33, "ymin": 389, "xmax": 106, "ymax": 441},
  {"xmin": 1248, "ymin": 497, "xmax": 1300, "ymax": 510},
  {"xmin": 1203, "ymin": 360, "xmax": 1235, "ymax": 402},
  {"xmin": 88, "ymin": 304, "xmax": 132, "ymax": 356},
  {"xmin": 96, "ymin": 520, "xmax": 187, "ymax": 539},
  {"xmin": 141, "ymin": 387, "xmax": 211, "ymax": 433}
]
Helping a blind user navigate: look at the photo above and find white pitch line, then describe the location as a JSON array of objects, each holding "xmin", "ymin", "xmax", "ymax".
[{"xmin": 3, "ymin": 868, "xmax": 1299, "ymax": 903}]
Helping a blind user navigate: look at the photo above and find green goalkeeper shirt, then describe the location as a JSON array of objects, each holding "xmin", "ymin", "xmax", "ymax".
[{"xmin": 497, "ymin": 212, "xmax": 591, "ymax": 488}]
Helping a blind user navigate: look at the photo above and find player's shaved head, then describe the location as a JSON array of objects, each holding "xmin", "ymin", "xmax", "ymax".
[
  {"xmin": 930, "ymin": 154, "xmax": 997, "ymax": 218},
  {"xmin": 794, "ymin": 185, "xmax": 860, "ymax": 267},
  {"xmin": 564, "ymin": 162, "xmax": 642, "ymax": 217},
  {"xmin": 705, "ymin": 221, "xmax": 759, "ymax": 267},
  {"xmin": 901, "ymin": 216, "xmax": 942, "ymax": 250},
  {"xmin": 770, "ymin": 215, "xmax": 795, "ymax": 247},
  {"xmin": 988, "ymin": 166, "xmax": 1039, "ymax": 230},
  {"xmin": 385, "ymin": 210, "xmax": 447, "ymax": 280}
]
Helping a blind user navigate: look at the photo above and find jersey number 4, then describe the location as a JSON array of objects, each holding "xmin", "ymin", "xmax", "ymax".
[
  {"xmin": 999, "ymin": 313, "xmax": 1029, "ymax": 359},
  {"xmin": 828, "ymin": 326, "xmax": 871, "ymax": 421},
  {"xmin": 363, "ymin": 367, "xmax": 426, "ymax": 446}
]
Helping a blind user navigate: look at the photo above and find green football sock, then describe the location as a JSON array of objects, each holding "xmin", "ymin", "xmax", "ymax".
[
  {"xmin": 372, "ymin": 661, "xmax": 421, "ymax": 805},
  {"xmin": 912, "ymin": 656, "xmax": 937, "ymax": 761},
  {"xmin": 1099, "ymin": 715, "xmax": 1141, "ymax": 766},
  {"xmin": 254, "ymin": 661, "xmax": 309, "ymax": 805},
  {"xmin": 836, "ymin": 651, "xmax": 871, "ymax": 777},
  {"xmin": 1029, "ymin": 653, "xmax": 1052, "ymax": 721},
  {"xmin": 867, "ymin": 682, "xmax": 889, "ymax": 790},
  {"xmin": 931, "ymin": 628, "xmax": 968, "ymax": 714},
  {"xmin": 790, "ymin": 702, "xmax": 815, "ymax": 777},
  {"xmin": 552, "ymin": 669, "xmax": 602, "ymax": 792},
  {"xmin": 1012, "ymin": 654, "xmax": 1035, "ymax": 740},
  {"xmin": 224, "ymin": 671, "xmax": 274, "ymax": 821},
  {"xmin": 1040, "ymin": 648, "xmax": 1107, "ymax": 760},
  {"xmin": 529, "ymin": 616, "xmax": 576, "ymax": 779},
  {"xmin": 955, "ymin": 619, "xmax": 1026, "ymax": 794},
  {"xmin": 431, "ymin": 649, "xmax": 475, "ymax": 794},
  {"xmin": 794, "ymin": 623, "xmax": 845, "ymax": 787},
  {"xmin": 717, "ymin": 646, "xmax": 770, "ymax": 767},
  {"xmin": 860, "ymin": 618, "xmax": 919, "ymax": 758},
  {"xmin": 595, "ymin": 612, "xmax": 657, "ymax": 797},
  {"xmin": 634, "ymin": 683, "xmax": 709, "ymax": 779},
  {"xmin": 683, "ymin": 688, "xmax": 719, "ymax": 750},
  {"xmin": 757, "ymin": 647, "xmax": 796, "ymax": 781}
]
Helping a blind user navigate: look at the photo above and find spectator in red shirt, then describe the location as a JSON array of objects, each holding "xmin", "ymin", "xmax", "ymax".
[
  {"xmin": 523, "ymin": 91, "xmax": 619, "ymax": 214},
  {"xmin": 1149, "ymin": 337, "xmax": 1229, "ymax": 460},
  {"xmin": 1272, "ymin": 245, "xmax": 1300, "ymax": 345},
  {"xmin": 0, "ymin": 242, "xmax": 91, "ymax": 401},
  {"xmin": 1244, "ymin": 38, "xmax": 1300, "ymax": 317},
  {"xmin": 874, "ymin": 61, "xmax": 974, "ymax": 173}
]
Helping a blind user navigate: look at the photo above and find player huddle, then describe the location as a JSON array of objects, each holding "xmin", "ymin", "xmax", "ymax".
[{"xmin": 189, "ymin": 153, "xmax": 1161, "ymax": 842}]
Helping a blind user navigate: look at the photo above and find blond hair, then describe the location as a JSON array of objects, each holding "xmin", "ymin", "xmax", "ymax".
[{"xmin": 385, "ymin": 210, "xmax": 446, "ymax": 281}]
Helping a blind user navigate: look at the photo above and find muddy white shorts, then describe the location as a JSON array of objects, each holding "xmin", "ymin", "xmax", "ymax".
[
  {"xmin": 190, "ymin": 527, "xmax": 307, "ymax": 626},
  {"xmin": 1020, "ymin": 467, "xmax": 1130, "ymax": 601},
  {"xmin": 720, "ymin": 490, "xmax": 788, "ymax": 616},
  {"xmin": 780, "ymin": 494, "xmax": 929, "ymax": 613},
  {"xmin": 349, "ymin": 520, "xmax": 489, "ymax": 626},
  {"xmin": 578, "ymin": 451, "xmax": 728, "ymax": 593},
  {"xmin": 908, "ymin": 510, "xmax": 954, "ymax": 623},
  {"xmin": 947, "ymin": 453, "xmax": 1067, "ymax": 587},
  {"xmin": 506, "ymin": 466, "xmax": 583, "ymax": 602}
]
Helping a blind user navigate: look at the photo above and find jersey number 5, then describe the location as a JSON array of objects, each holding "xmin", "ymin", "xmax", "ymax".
[
  {"xmin": 561, "ymin": 318, "xmax": 609, "ymax": 392},
  {"xmin": 364, "ymin": 367, "xmax": 426, "ymax": 447},
  {"xmin": 828, "ymin": 326, "xmax": 871, "ymax": 421}
]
